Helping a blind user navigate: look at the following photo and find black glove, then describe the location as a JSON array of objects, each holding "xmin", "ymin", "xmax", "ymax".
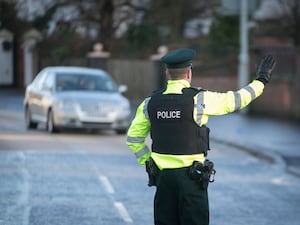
[{"xmin": 256, "ymin": 55, "xmax": 276, "ymax": 85}]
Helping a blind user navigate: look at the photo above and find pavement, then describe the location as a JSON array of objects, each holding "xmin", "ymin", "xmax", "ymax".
[
  {"xmin": 208, "ymin": 112, "xmax": 300, "ymax": 176},
  {"xmin": 1, "ymin": 87, "xmax": 300, "ymax": 176}
]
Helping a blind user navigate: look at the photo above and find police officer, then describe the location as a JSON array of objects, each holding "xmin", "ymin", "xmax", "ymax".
[{"xmin": 126, "ymin": 48, "xmax": 276, "ymax": 225}]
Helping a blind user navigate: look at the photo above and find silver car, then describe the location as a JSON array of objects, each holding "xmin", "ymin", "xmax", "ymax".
[{"xmin": 24, "ymin": 66, "xmax": 131, "ymax": 134}]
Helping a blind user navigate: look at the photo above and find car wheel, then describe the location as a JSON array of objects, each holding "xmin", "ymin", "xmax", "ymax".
[
  {"xmin": 47, "ymin": 109, "xmax": 58, "ymax": 133},
  {"xmin": 115, "ymin": 129, "xmax": 127, "ymax": 135},
  {"xmin": 25, "ymin": 106, "xmax": 38, "ymax": 129}
]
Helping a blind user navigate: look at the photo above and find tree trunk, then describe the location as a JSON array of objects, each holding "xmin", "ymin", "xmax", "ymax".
[{"xmin": 98, "ymin": 0, "xmax": 114, "ymax": 50}]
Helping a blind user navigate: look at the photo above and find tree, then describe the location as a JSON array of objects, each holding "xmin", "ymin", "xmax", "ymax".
[
  {"xmin": 0, "ymin": 0, "xmax": 30, "ymax": 35},
  {"xmin": 254, "ymin": 0, "xmax": 300, "ymax": 46},
  {"xmin": 8, "ymin": 0, "xmax": 147, "ymax": 50},
  {"xmin": 141, "ymin": 0, "xmax": 219, "ymax": 44},
  {"xmin": 125, "ymin": 0, "xmax": 220, "ymax": 55},
  {"xmin": 12, "ymin": 0, "xmax": 220, "ymax": 51},
  {"xmin": 208, "ymin": 13, "xmax": 240, "ymax": 56},
  {"xmin": 71, "ymin": 0, "xmax": 147, "ymax": 49},
  {"xmin": 278, "ymin": 0, "xmax": 300, "ymax": 45}
]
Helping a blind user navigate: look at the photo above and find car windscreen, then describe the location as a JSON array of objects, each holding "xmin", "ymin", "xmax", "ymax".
[{"xmin": 55, "ymin": 73, "xmax": 118, "ymax": 92}]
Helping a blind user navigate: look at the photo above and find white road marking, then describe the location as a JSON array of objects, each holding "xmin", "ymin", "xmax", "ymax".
[
  {"xmin": 20, "ymin": 153, "xmax": 30, "ymax": 225},
  {"xmin": 114, "ymin": 201, "xmax": 133, "ymax": 224},
  {"xmin": 271, "ymin": 177, "xmax": 293, "ymax": 186},
  {"xmin": 43, "ymin": 148, "xmax": 134, "ymax": 223},
  {"xmin": 99, "ymin": 175, "xmax": 115, "ymax": 194}
]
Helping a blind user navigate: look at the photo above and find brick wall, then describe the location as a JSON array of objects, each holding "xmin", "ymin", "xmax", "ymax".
[
  {"xmin": 192, "ymin": 75, "xmax": 237, "ymax": 92},
  {"xmin": 251, "ymin": 82, "xmax": 293, "ymax": 117}
]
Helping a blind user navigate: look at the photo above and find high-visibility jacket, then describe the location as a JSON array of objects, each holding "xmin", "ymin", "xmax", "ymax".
[{"xmin": 126, "ymin": 79, "xmax": 264, "ymax": 170}]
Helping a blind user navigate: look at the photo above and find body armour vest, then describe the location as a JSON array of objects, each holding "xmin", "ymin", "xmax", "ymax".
[{"xmin": 147, "ymin": 87, "xmax": 210, "ymax": 155}]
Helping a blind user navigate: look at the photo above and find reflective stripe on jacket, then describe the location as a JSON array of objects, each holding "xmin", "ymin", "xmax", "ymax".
[{"xmin": 126, "ymin": 79, "xmax": 264, "ymax": 169}]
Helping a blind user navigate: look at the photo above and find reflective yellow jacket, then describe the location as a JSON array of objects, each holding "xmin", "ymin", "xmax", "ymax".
[{"xmin": 126, "ymin": 79, "xmax": 264, "ymax": 170}]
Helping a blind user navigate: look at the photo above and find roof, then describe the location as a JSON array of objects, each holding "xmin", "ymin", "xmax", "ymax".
[{"xmin": 43, "ymin": 66, "xmax": 109, "ymax": 76}]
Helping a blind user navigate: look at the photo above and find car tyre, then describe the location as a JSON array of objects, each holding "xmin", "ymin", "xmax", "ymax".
[
  {"xmin": 47, "ymin": 109, "xmax": 59, "ymax": 133},
  {"xmin": 25, "ymin": 106, "xmax": 38, "ymax": 129},
  {"xmin": 115, "ymin": 129, "xmax": 127, "ymax": 135}
]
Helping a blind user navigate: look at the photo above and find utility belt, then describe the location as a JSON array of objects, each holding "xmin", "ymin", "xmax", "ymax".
[
  {"xmin": 188, "ymin": 159, "xmax": 216, "ymax": 189},
  {"xmin": 145, "ymin": 158, "xmax": 216, "ymax": 189}
]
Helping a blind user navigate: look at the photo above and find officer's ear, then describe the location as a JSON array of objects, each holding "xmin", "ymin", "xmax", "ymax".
[{"xmin": 186, "ymin": 67, "xmax": 192, "ymax": 81}]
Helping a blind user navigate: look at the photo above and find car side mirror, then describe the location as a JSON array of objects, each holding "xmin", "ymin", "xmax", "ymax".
[{"xmin": 118, "ymin": 85, "xmax": 128, "ymax": 93}]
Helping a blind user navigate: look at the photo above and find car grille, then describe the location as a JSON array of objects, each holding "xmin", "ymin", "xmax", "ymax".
[
  {"xmin": 81, "ymin": 122, "xmax": 112, "ymax": 128},
  {"xmin": 80, "ymin": 103, "xmax": 115, "ymax": 117}
]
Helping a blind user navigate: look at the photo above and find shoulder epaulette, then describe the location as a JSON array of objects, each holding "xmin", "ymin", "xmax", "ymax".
[
  {"xmin": 182, "ymin": 87, "xmax": 206, "ymax": 95},
  {"xmin": 189, "ymin": 87, "xmax": 206, "ymax": 92}
]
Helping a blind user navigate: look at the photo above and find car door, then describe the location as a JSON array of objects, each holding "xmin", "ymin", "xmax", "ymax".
[
  {"xmin": 27, "ymin": 70, "xmax": 48, "ymax": 122},
  {"xmin": 37, "ymin": 71, "xmax": 56, "ymax": 122}
]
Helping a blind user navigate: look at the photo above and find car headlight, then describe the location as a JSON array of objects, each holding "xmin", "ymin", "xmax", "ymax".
[{"xmin": 118, "ymin": 101, "xmax": 130, "ymax": 114}]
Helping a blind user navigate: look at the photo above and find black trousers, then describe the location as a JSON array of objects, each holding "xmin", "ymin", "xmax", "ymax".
[{"xmin": 154, "ymin": 167, "xmax": 209, "ymax": 225}]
